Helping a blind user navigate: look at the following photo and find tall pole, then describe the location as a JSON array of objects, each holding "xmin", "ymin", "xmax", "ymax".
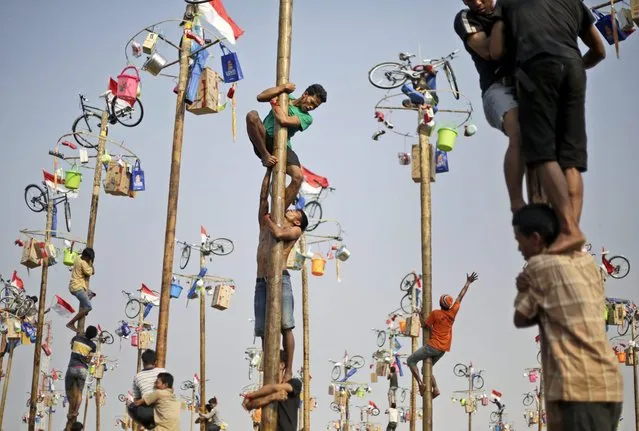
[
  {"xmin": 631, "ymin": 318, "xmax": 638, "ymax": 431},
  {"xmin": 28, "ymin": 196, "xmax": 54, "ymax": 431},
  {"xmin": 82, "ymin": 386, "xmax": 89, "ymax": 426},
  {"xmin": 418, "ymin": 110, "xmax": 433, "ymax": 431},
  {"xmin": 199, "ymin": 251, "xmax": 206, "ymax": 431},
  {"xmin": 0, "ymin": 343, "xmax": 15, "ymax": 428},
  {"xmin": 468, "ymin": 365, "xmax": 472, "ymax": 431},
  {"xmin": 261, "ymin": 1, "xmax": 293, "ymax": 430},
  {"xmin": 190, "ymin": 387, "xmax": 195, "ymax": 431},
  {"xmin": 538, "ymin": 373, "xmax": 543, "ymax": 431},
  {"xmin": 301, "ymin": 235, "xmax": 311, "ymax": 431},
  {"xmin": 155, "ymin": 6, "xmax": 192, "ymax": 368},
  {"xmin": 344, "ymin": 391, "xmax": 350, "ymax": 430},
  {"xmin": 95, "ymin": 338, "xmax": 103, "ymax": 431},
  {"xmin": 78, "ymin": 109, "xmax": 109, "ymax": 334},
  {"xmin": 133, "ymin": 307, "xmax": 143, "ymax": 431},
  {"xmin": 410, "ymin": 279, "xmax": 418, "ymax": 431}
]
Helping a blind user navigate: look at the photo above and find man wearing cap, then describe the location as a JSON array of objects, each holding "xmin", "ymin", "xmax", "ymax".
[{"xmin": 407, "ymin": 272, "xmax": 479, "ymax": 397}]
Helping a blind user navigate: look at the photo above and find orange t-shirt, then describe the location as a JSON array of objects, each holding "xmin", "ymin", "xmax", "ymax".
[{"xmin": 425, "ymin": 302, "xmax": 460, "ymax": 352}]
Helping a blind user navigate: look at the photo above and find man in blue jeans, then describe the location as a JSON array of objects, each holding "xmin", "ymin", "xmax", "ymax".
[
  {"xmin": 254, "ymin": 168, "xmax": 308, "ymax": 381},
  {"xmin": 67, "ymin": 248, "xmax": 96, "ymax": 332},
  {"xmin": 65, "ymin": 325, "xmax": 97, "ymax": 430}
]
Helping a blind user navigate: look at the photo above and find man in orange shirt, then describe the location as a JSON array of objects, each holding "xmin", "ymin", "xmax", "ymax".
[{"xmin": 407, "ymin": 272, "xmax": 478, "ymax": 398}]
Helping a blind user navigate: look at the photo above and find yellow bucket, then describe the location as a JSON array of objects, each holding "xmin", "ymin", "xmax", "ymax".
[
  {"xmin": 437, "ymin": 127, "xmax": 458, "ymax": 152},
  {"xmin": 311, "ymin": 255, "xmax": 326, "ymax": 276}
]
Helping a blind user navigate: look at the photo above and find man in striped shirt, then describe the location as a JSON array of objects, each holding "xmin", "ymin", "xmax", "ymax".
[{"xmin": 128, "ymin": 349, "xmax": 166, "ymax": 428}]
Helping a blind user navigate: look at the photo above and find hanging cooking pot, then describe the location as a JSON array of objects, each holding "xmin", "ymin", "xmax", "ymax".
[
  {"xmin": 143, "ymin": 52, "xmax": 167, "ymax": 76},
  {"xmin": 336, "ymin": 245, "xmax": 351, "ymax": 262}
]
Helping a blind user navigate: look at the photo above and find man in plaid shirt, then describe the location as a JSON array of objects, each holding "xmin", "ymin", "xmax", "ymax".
[{"xmin": 512, "ymin": 204, "xmax": 623, "ymax": 430}]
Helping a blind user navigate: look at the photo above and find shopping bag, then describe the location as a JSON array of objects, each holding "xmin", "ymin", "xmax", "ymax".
[
  {"xmin": 220, "ymin": 43, "xmax": 244, "ymax": 83},
  {"xmin": 130, "ymin": 159, "xmax": 145, "ymax": 191}
]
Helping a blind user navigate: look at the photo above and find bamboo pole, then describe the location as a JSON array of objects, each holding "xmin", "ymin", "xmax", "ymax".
[
  {"xmin": 28, "ymin": 196, "xmax": 54, "ymax": 430},
  {"xmin": 301, "ymin": 235, "xmax": 310, "ymax": 431},
  {"xmin": 468, "ymin": 365, "xmax": 472, "ymax": 431},
  {"xmin": 190, "ymin": 387, "xmax": 195, "ymax": 431},
  {"xmin": 261, "ymin": 1, "xmax": 293, "ymax": 430},
  {"xmin": 47, "ymin": 405, "xmax": 53, "ymax": 431},
  {"xmin": 199, "ymin": 251, "xmax": 206, "ymax": 431},
  {"xmin": 538, "ymin": 373, "xmax": 543, "ymax": 431},
  {"xmin": 410, "ymin": 280, "xmax": 417, "ymax": 431},
  {"xmin": 632, "ymin": 317, "xmax": 638, "ymax": 431},
  {"xmin": 78, "ymin": 109, "xmax": 109, "ymax": 335},
  {"xmin": 0, "ymin": 343, "xmax": 15, "ymax": 428},
  {"xmin": 418, "ymin": 111, "xmax": 433, "ymax": 431},
  {"xmin": 95, "ymin": 338, "xmax": 103, "ymax": 430},
  {"xmin": 155, "ymin": 6, "xmax": 192, "ymax": 368},
  {"xmin": 133, "ymin": 307, "xmax": 143, "ymax": 431}
]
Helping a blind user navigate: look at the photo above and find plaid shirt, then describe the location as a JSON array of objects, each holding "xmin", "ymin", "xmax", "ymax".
[{"xmin": 514, "ymin": 252, "xmax": 623, "ymax": 402}]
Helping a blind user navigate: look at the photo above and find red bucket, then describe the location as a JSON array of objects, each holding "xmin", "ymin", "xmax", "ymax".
[{"xmin": 116, "ymin": 66, "xmax": 140, "ymax": 105}]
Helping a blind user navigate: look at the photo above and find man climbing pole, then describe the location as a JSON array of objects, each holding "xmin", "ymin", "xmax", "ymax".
[
  {"xmin": 64, "ymin": 325, "xmax": 97, "ymax": 430},
  {"xmin": 406, "ymin": 272, "xmax": 478, "ymax": 397},
  {"xmin": 66, "ymin": 248, "xmax": 96, "ymax": 333},
  {"xmin": 246, "ymin": 82, "xmax": 327, "ymax": 209},
  {"xmin": 454, "ymin": 0, "xmax": 524, "ymax": 214},
  {"xmin": 491, "ymin": 0, "xmax": 605, "ymax": 253},
  {"xmin": 254, "ymin": 168, "xmax": 308, "ymax": 381}
]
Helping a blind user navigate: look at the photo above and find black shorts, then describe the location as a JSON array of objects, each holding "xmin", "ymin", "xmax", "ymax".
[
  {"xmin": 517, "ymin": 56, "xmax": 587, "ymax": 172},
  {"xmin": 546, "ymin": 401, "xmax": 622, "ymax": 431},
  {"xmin": 253, "ymin": 134, "xmax": 301, "ymax": 167}
]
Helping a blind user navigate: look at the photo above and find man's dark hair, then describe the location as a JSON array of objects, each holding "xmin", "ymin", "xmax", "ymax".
[
  {"xmin": 280, "ymin": 349, "xmax": 287, "ymax": 364},
  {"xmin": 141, "ymin": 349, "xmax": 157, "ymax": 367},
  {"xmin": 304, "ymin": 84, "xmax": 327, "ymax": 103},
  {"xmin": 157, "ymin": 372, "xmax": 174, "ymax": 388},
  {"xmin": 81, "ymin": 247, "xmax": 95, "ymax": 261},
  {"xmin": 28, "ymin": 295, "xmax": 38, "ymax": 303},
  {"xmin": 298, "ymin": 210, "xmax": 309, "ymax": 232},
  {"xmin": 389, "ymin": 366, "xmax": 395, "ymax": 373},
  {"xmin": 512, "ymin": 204, "xmax": 560, "ymax": 246},
  {"xmin": 391, "ymin": 403, "xmax": 396, "ymax": 409},
  {"xmin": 70, "ymin": 422, "xmax": 84, "ymax": 431},
  {"xmin": 85, "ymin": 325, "xmax": 98, "ymax": 340}
]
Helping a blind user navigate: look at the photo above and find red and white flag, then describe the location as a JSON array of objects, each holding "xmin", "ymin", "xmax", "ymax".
[
  {"xmin": 491, "ymin": 389, "xmax": 502, "ymax": 401},
  {"xmin": 198, "ymin": 0, "xmax": 244, "ymax": 44},
  {"xmin": 140, "ymin": 284, "xmax": 160, "ymax": 306},
  {"xmin": 51, "ymin": 295, "xmax": 76, "ymax": 317},
  {"xmin": 201, "ymin": 225, "xmax": 208, "ymax": 244},
  {"xmin": 193, "ymin": 373, "xmax": 200, "ymax": 386},
  {"xmin": 10, "ymin": 271, "xmax": 24, "ymax": 290},
  {"xmin": 43, "ymin": 170, "xmax": 79, "ymax": 198}
]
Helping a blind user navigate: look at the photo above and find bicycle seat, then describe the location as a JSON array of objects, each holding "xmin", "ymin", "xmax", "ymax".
[{"xmin": 399, "ymin": 52, "xmax": 415, "ymax": 61}]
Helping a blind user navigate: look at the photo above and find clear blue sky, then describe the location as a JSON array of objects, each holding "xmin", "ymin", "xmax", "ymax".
[{"xmin": 0, "ymin": 1, "xmax": 637, "ymax": 430}]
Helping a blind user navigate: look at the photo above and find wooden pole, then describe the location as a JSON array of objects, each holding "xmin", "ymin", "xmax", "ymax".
[
  {"xmin": 538, "ymin": 373, "xmax": 543, "ymax": 431},
  {"xmin": 190, "ymin": 387, "xmax": 195, "ymax": 431},
  {"xmin": 82, "ymin": 387, "xmax": 90, "ymax": 427},
  {"xmin": 95, "ymin": 338, "xmax": 103, "ymax": 431},
  {"xmin": 410, "ymin": 280, "xmax": 418, "ymax": 431},
  {"xmin": 261, "ymin": 1, "xmax": 293, "ymax": 430},
  {"xmin": 418, "ymin": 111, "xmax": 433, "ymax": 431},
  {"xmin": 0, "ymin": 343, "xmax": 15, "ymax": 428},
  {"xmin": 632, "ymin": 317, "xmax": 639, "ymax": 431},
  {"xmin": 47, "ymin": 405, "xmax": 53, "ymax": 431},
  {"xmin": 344, "ymin": 391, "xmax": 350, "ymax": 430},
  {"xmin": 78, "ymin": 109, "xmax": 109, "ymax": 335},
  {"xmin": 301, "ymin": 235, "xmax": 311, "ymax": 431},
  {"xmin": 132, "ymin": 308, "xmax": 143, "ymax": 431},
  {"xmin": 28, "ymin": 196, "xmax": 54, "ymax": 430},
  {"xmin": 155, "ymin": 6, "xmax": 192, "ymax": 368},
  {"xmin": 468, "ymin": 365, "xmax": 472, "ymax": 431},
  {"xmin": 199, "ymin": 251, "xmax": 206, "ymax": 431}
]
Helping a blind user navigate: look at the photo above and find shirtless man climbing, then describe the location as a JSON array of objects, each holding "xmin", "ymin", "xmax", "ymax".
[{"xmin": 254, "ymin": 168, "xmax": 309, "ymax": 381}]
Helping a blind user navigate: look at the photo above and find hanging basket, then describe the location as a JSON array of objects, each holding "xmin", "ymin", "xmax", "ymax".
[
  {"xmin": 64, "ymin": 165, "xmax": 83, "ymax": 190},
  {"xmin": 311, "ymin": 254, "xmax": 326, "ymax": 276},
  {"xmin": 116, "ymin": 66, "xmax": 141, "ymax": 104}
]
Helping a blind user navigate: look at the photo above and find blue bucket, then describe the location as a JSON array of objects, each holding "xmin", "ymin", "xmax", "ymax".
[{"xmin": 170, "ymin": 283, "xmax": 183, "ymax": 299}]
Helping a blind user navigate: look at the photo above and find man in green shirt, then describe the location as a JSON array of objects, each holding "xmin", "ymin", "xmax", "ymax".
[{"xmin": 246, "ymin": 82, "xmax": 327, "ymax": 208}]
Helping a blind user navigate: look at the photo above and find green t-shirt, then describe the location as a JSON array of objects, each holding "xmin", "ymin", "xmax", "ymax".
[{"xmin": 262, "ymin": 95, "xmax": 313, "ymax": 148}]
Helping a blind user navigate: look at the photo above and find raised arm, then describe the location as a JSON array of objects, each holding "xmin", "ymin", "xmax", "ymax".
[
  {"xmin": 455, "ymin": 272, "xmax": 479, "ymax": 304},
  {"xmin": 258, "ymin": 169, "xmax": 272, "ymax": 225},
  {"xmin": 263, "ymin": 215, "xmax": 302, "ymax": 241},
  {"xmin": 272, "ymin": 105, "xmax": 302, "ymax": 128},
  {"xmin": 257, "ymin": 83, "xmax": 296, "ymax": 103}
]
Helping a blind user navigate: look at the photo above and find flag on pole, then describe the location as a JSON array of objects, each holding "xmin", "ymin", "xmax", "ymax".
[
  {"xmin": 491, "ymin": 389, "xmax": 502, "ymax": 401},
  {"xmin": 140, "ymin": 284, "xmax": 160, "ymax": 306},
  {"xmin": 194, "ymin": 373, "xmax": 200, "ymax": 386},
  {"xmin": 10, "ymin": 271, "xmax": 24, "ymax": 290},
  {"xmin": 201, "ymin": 225, "xmax": 208, "ymax": 244},
  {"xmin": 51, "ymin": 295, "xmax": 75, "ymax": 317},
  {"xmin": 198, "ymin": 0, "xmax": 244, "ymax": 44}
]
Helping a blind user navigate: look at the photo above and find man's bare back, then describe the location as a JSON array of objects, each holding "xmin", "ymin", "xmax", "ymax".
[{"xmin": 256, "ymin": 225, "xmax": 297, "ymax": 277}]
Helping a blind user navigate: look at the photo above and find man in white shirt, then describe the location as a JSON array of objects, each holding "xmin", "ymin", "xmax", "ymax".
[
  {"xmin": 128, "ymin": 349, "xmax": 167, "ymax": 427},
  {"xmin": 386, "ymin": 403, "xmax": 399, "ymax": 430}
]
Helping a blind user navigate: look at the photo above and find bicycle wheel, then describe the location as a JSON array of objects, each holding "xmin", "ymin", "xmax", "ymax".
[
  {"xmin": 400, "ymin": 293, "xmax": 414, "ymax": 314},
  {"xmin": 537, "ymin": 351, "xmax": 541, "ymax": 364},
  {"xmin": 400, "ymin": 272, "xmax": 418, "ymax": 292},
  {"xmin": 348, "ymin": 355, "xmax": 365, "ymax": 369},
  {"xmin": 211, "ymin": 238, "xmax": 234, "ymax": 256},
  {"xmin": 331, "ymin": 365, "xmax": 342, "ymax": 381},
  {"xmin": 368, "ymin": 62, "xmax": 408, "ymax": 89},
  {"xmin": 399, "ymin": 389, "xmax": 407, "ymax": 403},
  {"xmin": 100, "ymin": 331, "xmax": 114, "ymax": 345},
  {"xmin": 16, "ymin": 298, "xmax": 34, "ymax": 319},
  {"xmin": 376, "ymin": 331, "xmax": 386, "ymax": 348},
  {"xmin": 180, "ymin": 245, "xmax": 191, "ymax": 270},
  {"xmin": 125, "ymin": 299, "xmax": 141, "ymax": 319},
  {"xmin": 111, "ymin": 97, "xmax": 144, "ymax": 128},
  {"xmin": 443, "ymin": 61, "xmax": 460, "ymax": 100},
  {"xmin": 453, "ymin": 363, "xmax": 467, "ymax": 377},
  {"xmin": 64, "ymin": 199, "xmax": 72, "ymax": 232},
  {"xmin": 330, "ymin": 402, "xmax": 340, "ymax": 412},
  {"xmin": 522, "ymin": 394, "xmax": 534, "ymax": 407},
  {"xmin": 0, "ymin": 296, "xmax": 15, "ymax": 310},
  {"xmin": 473, "ymin": 374, "xmax": 485, "ymax": 390},
  {"xmin": 303, "ymin": 200, "xmax": 322, "ymax": 232},
  {"xmin": 617, "ymin": 317, "xmax": 630, "ymax": 336},
  {"xmin": 71, "ymin": 113, "xmax": 101, "ymax": 148},
  {"xmin": 24, "ymin": 184, "xmax": 47, "ymax": 213},
  {"xmin": 118, "ymin": 394, "xmax": 126, "ymax": 403},
  {"xmin": 180, "ymin": 381, "xmax": 193, "ymax": 391},
  {"xmin": 608, "ymin": 256, "xmax": 630, "ymax": 279},
  {"xmin": 371, "ymin": 407, "xmax": 380, "ymax": 416},
  {"xmin": 490, "ymin": 411, "xmax": 500, "ymax": 422}
]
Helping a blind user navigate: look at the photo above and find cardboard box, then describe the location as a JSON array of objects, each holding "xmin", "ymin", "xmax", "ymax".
[
  {"xmin": 211, "ymin": 284, "xmax": 234, "ymax": 310},
  {"xmin": 187, "ymin": 68, "xmax": 220, "ymax": 115},
  {"xmin": 104, "ymin": 162, "xmax": 130, "ymax": 196}
]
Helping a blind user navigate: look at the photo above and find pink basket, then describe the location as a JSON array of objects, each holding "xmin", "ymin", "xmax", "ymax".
[
  {"xmin": 528, "ymin": 372, "xmax": 538, "ymax": 383},
  {"xmin": 116, "ymin": 66, "xmax": 140, "ymax": 105}
]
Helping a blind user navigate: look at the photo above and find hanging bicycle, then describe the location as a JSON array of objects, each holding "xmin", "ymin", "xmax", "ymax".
[
  {"xmin": 24, "ymin": 181, "xmax": 72, "ymax": 233},
  {"xmin": 176, "ymin": 236, "xmax": 234, "ymax": 270}
]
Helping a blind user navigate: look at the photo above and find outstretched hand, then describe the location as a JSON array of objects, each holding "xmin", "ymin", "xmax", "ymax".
[{"xmin": 466, "ymin": 272, "xmax": 479, "ymax": 284}]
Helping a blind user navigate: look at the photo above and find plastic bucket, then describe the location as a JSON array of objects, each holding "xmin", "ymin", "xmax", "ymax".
[
  {"xmin": 64, "ymin": 169, "xmax": 82, "ymax": 190},
  {"xmin": 399, "ymin": 320, "xmax": 407, "ymax": 333},
  {"xmin": 437, "ymin": 127, "xmax": 458, "ymax": 152},
  {"xmin": 116, "ymin": 66, "xmax": 140, "ymax": 104},
  {"xmin": 311, "ymin": 255, "xmax": 326, "ymax": 276},
  {"xmin": 528, "ymin": 373, "xmax": 537, "ymax": 383},
  {"xmin": 170, "ymin": 283, "xmax": 183, "ymax": 299},
  {"xmin": 63, "ymin": 248, "xmax": 78, "ymax": 266},
  {"xmin": 617, "ymin": 351, "xmax": 626, "ymax": 363}
]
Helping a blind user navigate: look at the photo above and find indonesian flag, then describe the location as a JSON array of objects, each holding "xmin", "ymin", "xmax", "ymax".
[
  {"xmin": 300, "ymin": 166, "xmax": 329, "ymax": 196},
  {"xmin": 368, "ymin": 400, "xmax": 378, "ymax": 410},
  {"xmin": 193, "ymin": 373, "xmax": 200, "ymax": 386},
  {"xmin": 43, "ymin": 170, "xmax": 79, "ymax": 198},
  {"xmin": 198, "ymin": 0, "xmax": 244, "ymax": 44},
  {"xmin": 140, "ymin": 284, "xmax": 160, "ymax": 306},
  {"xmin": 491, "ymin": 389, "xmax": 502, "ymax": 401},
  {"xmin": 201, "ymin": 225, "xmax": 208, "ymax": 244},
  {"xmin": 51, "ymin": 295, "xmax": 76, "ymax": 317},
  {"xmin": 535, "ymin": 334, "xmax": 540, "ymax": 343},
  {"xmin": 10, "ymin": 271, "xmax": 24, "ymax": 290}
]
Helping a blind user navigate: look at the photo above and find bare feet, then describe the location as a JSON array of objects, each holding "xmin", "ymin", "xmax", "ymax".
[
  {"xmin": 283, "ymin": 370, "xmax": 293, "ymax": 383},
  {"xmin": 547, "ymin": 231, "xmax": 586, "ymax": 254},
  {"xmin": 261, "ymin": 155, "xmax": 278, "ymax": 167},
  {"xmin": 66, "ymin": 323, "xmax": 78, "ymax": 333},
  {"xmin": 510, "ymin": 199, "xmax": 526, "ymax": 214},
  {"xmin": 432, "ymin": 388, "xmax": 440, "ymax": 399},
  {"xmin": 419, "ymin": 384, "xmax": 427, "ymax": 396},
  {"xmin": 88, "ymin": 291, "xmax": 96, "ymax": 299}
]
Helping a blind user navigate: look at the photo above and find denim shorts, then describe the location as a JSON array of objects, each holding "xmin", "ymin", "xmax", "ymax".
[
  {"xmin": 254, "ymin": 272, "xmax": 295, "ymax": 337},
  {"xmin": 65, "ymin": 366, "xmax": 88, "ymax": 392},
  {"xmin": 71, "ymin": 290, "xmax": 92, "ymax": 311},
  {"xmin": 482, "ymin": 81, "xmax": 518, "ymax": 134},
  {"xmin": 407, "ymin": 344, "xmax": 445, "ymax": 368}
]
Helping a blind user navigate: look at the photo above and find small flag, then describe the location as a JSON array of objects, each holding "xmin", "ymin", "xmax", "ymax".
[
  {"xmin": 201, "ymin": 225, "xmax": 208, "ymax": 244},
  {"xmin": 198, "ymin": 0, "xmax": 244, "ymax": 44},
  {"xmin": 535, "ymin": 334, "xmax": 540, "ymax": 343},
  {"xmin": 491, "ymin": 389, "xmax": 502, "ymax": 401},
  {"xmin": 43, "ymin": 170, "xmax": 79, "ymax": 198},
  {"xmin": 10, "ymin": 271, "xmax": 24, "ymax": 290},
  {"xmin": 194, "ymin": 374, "xmax": 200, "ymax": 386},
  {"xmin": 51, "ymin": 295, "xmax": 75, "ymax": 317},
  {"xmin": 140, "ymin": 284, "xmax": 160, "ymax": 306}
]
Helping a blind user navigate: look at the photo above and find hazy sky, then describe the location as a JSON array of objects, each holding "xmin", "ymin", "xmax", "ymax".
[{"xmin": 1, "ymin": 1, "xmax": 638, "ymax": 430}]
